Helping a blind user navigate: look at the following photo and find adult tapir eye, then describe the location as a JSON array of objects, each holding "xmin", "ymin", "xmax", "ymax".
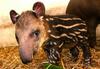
[{"xmin": 30, "ymin": 30, "xmax": 40, "ymax": 37}]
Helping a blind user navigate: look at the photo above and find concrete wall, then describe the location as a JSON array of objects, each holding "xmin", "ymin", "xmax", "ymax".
[
  {"xmin": 0, "ymin": 0, "xmax": 100, "ymax": 47},
  {"xmin": 0, "ymin": 0, "xmax": 69, "ymax": 47}
]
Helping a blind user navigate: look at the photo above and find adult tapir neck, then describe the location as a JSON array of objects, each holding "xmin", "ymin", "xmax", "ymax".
[
  {"xmin": 66, "ymin": 0, "xmax": 100, "ymax": 48},
  {"xmin": 67, "ymin": 0, "xmax": 100, "ymax": 19}
]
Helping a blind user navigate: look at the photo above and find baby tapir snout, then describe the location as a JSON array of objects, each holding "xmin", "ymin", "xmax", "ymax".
[{"xmin": 18, "ymin": 33, "xmax": 38, "ymax": 64}]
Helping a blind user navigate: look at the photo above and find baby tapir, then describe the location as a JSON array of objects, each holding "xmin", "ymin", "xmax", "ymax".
[
  {"xmin": 9, "ymin": 2, "xmax": 91, "ymax": 66},
  {"xmin": 42, "ymin": 15, "xmax": 91, "ymax": 65}
]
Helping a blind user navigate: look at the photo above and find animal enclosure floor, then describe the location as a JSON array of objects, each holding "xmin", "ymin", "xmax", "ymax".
[{"xmin": 0, "ymin": 46, "xmax": 100, "ymax": 69}]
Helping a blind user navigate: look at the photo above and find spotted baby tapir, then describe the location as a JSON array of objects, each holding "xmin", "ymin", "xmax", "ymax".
[{"xmin": 9, "ymin": 2, "xmax": 91, "ymax": 66}]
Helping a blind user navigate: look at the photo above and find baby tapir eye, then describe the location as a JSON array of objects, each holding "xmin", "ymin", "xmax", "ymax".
[
  {"xmin": 30, "ymin": 30, "xmax": 40, "ymax": 38},
  {"xmin": 15, "ymin": 33, "xmax": 19, "ymax": 43}
]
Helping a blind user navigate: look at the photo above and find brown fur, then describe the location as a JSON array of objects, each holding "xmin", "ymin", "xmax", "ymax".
[{"xmin": 66, "ymin": 0, "xmax": 100, "ymax": 48}]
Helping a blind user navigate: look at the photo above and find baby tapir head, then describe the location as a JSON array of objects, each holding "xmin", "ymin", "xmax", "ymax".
[{"xmin": 10, "ymin": 2, "xmax": 48, "ymax": 64}]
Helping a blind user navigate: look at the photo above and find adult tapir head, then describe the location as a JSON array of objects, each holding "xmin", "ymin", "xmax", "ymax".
[{"xmin": 10, "ymin": 2, "xmax": 49, "ymax": 64}]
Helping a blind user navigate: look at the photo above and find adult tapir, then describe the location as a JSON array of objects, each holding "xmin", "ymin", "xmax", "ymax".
[{"xmin": 66, "ymin": 0, "xmax": 100, "ymax": 48}]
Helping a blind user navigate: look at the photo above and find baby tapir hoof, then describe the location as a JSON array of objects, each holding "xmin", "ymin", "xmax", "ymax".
[{"xmin": 84, "ymin": 58, "xmax": 91, "ymax": 66}]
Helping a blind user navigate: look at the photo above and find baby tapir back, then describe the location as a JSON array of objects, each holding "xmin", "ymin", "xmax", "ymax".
[
  {"xmin": 46, "ymin": 15, "xmax": 87, "ymax": 46},
  {"xmin": 43, "ymin": 15, "xmax": 91, "ymax": 65}
]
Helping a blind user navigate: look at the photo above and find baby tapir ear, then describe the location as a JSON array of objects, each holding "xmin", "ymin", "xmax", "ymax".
[
  {"xmin": 33, "ymin": 2, "xmax": 45, "ymax": 16},
  {"xmin": 10, "ymin": 10, "xmax": 19, "ymax": 24}
]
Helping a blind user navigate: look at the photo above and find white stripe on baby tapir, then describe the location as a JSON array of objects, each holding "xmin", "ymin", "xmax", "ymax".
[
  {"xmin": 53, "ymin": 23, "xmax": 82, "ymax": 29},
  {"xmin": 72, "ymin": 18, "xmax": 82, "ymax": 20},
  {"xmin": 52, "ymin": 48, "xmax": 55, "ymax": 53},
  {"xmin": 46, "ymin": 18, "xmax": 54, "ymax": 21},
  {"xmin": 49, "ymin": 18, "xmax": 54, "ymax": 20},
  {"xmin": 58, "ymin": 18, "xmax": 73, "ymax": 21},
  {"xmin": 78, "ymin": 35, "xmax": 84, "ymax": 38},
  {"xmin": 49, "ymin": 60, "xmax": 52, "ymax": 63},
  {"xmin": 85, "ymin": 37, "xmax": 88, "ymax": 39},
  {"xmin": 48, "ymin": 29, "xmax": 51, "ymax": 33},
  {"xmin": 50, "ymin": 33, "xmax": 72, "ymax": 39},
  {"xmin": 49, "ymin": 55, "xmax": 53, "ymax": 59},
  {"xmin": 50, "ymin": 49, "xmax": 53, "ymax": 54},
  {"xmin": 55, "ymin": 50, "xmax": 60, "ymax": 58},
  {"xmin": 53, "ymin": 42, "xmax": 57, "ymax": 46},
  {"xmin": 52, "ymin": 54, "xmax": 58, "ymax": 60},
  {"xmin": 79, "ymin": 29, "xmax": 87, "ymax": 32},
  {"xmin": 50, "ymin": 41, "xmax": 54, "ymax": 46},
  {"xmin": 49, "ymin": 60, "xmax": 55, "ymax": 64},
  {"xmin": 59, "ymin": 17, "xmax": 82, "ymax": 21},
  {"xmin": 69, "ymin": 33, "xmax": 76, "ymax": 36},
  {"xmin": 52, "ymin": 61, "xmax": 56, "ymax": 64},
  {"xmin": 46, "ymin": 18, "xmax": 49, "ymax": 21},
  {"xmin": 74, "ymin": 31, "xmax": 80, "ymax": 34},
  {"xmin": 80, "ymin": 23, "xmax": 86, "ymax": 26},
  {"xmin": 59, "ymin": 42, "xmax": 64, "ymax": 48}
]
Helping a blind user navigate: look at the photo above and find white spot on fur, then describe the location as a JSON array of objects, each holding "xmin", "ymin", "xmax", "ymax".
[
  {"xmin": 52, "ymin": 54, "xmax": 57, "ymax": 60},
  {"xmin": 55, "ymin": 51, "xmax": 60, "ymax": 58},
  {"xmin": 53, "ymin": 42, "xmax": 57, "ymax": 45},
  {"xmin": 59, "ymin": 42, "xmax": 64, "ymax": 48}
]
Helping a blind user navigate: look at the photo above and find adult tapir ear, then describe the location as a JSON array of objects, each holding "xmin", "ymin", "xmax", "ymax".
[
  {"xmin": 10, "ymin": 10, "xmax": 19, "ymax": 24},
  {"xmin": 33, "ymin": 2, "xmax": 45, "ymax": 16}
]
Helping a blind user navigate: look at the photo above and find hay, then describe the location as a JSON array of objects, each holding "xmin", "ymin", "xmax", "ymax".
[
  {"xmin": 0, "ymin": 46, "xmax": 100, "ymax": 69},
  {"xmin": 0, "ymin": 46, "xmax": 48, "ymax": 69}
]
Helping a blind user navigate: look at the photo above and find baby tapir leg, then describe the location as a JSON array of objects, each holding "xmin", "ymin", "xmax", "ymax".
[
  {"xmin": 42, "ymin": 39, "xmax": 63, "ymax": 65},
  {"xmin": 79, "ymin": 41, "xmax": 91, "ymax": 65},
  {"xmin": 47, "ymin": 48, "xmax": 61, "ymax": 65}
]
